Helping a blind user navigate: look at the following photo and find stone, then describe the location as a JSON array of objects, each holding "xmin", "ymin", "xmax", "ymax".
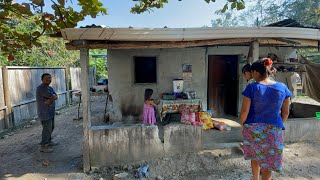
[
  {"xmin": 156, "ymin": 176, "xmax": 164, "ymax": 180},
  {"xmin": 89, "ymin": 169, "xmax": 95, "ymax": 174},
  {"xmin": 113, "ymin": 172, "xmax": 128, "ymax": 180},
  {"xmin": 30, "ymin": 119, "xmax": 37, "ymax": 125},
  {"xmin": 127, "ymin": 165, "xmax": 133, "ymax": 171},
  {"xmin": 99, "ymin": 178, "xmax": 105, "ymax": 180},
  {"xmin": 55, "ymin": 111, "xmax": 61, "ymax": 115}
]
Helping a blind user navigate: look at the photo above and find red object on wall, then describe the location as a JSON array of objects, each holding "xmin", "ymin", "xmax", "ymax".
[{"xmin": 8, "ymin": 54, "xmax": 14, "ymax": 61}]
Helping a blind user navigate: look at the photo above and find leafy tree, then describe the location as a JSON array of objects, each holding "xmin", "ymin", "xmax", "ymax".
[
  {"xmin": 0, "ymin": 0, "xmax": 107, "ymax": 59},
  {"xmin": 0, "ymin": 16, "xmax": 79, "ymax": 66},
  {"xmin": 211, "ymin": 0, "xmax": 320, "ymax": 64},
  {"xmin": 131, "ymin": 0, "xmax": 245, "ymax": 14},
  {"xmin": 0, "ymin": 0, "xmax": 247, "ymax": 59},
  {"xmin": 212, "ymin": 0, "xmax": 320, "ymax": 27}
]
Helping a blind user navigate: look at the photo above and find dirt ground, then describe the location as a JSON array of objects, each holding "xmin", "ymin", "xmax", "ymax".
[{"xmin": 1, "ymin": 97, "xmax": 320, "ymax": 180}]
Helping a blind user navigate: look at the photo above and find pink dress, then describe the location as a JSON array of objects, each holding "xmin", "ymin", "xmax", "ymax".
[{"xmin": 143, "ymin": 103, "xmax": 156, "ymax": 125}]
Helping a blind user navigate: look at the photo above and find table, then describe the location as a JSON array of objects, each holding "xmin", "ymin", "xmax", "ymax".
[
  {"xmin": 158, "ymin": 99, "xmax": 202, "ymax": 121},
  {"xmin": 72, "ymin": 90, "xmax": 111, "ymax": 121}
]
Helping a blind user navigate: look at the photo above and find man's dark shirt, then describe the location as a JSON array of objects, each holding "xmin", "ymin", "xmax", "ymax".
[{"xmin": 36, "ymin": 84, "xmax": 56, "ymax": 121}]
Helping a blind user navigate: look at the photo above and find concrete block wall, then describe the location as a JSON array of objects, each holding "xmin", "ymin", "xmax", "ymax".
[
  {"xmin": 89, "ymin": 124, "xmax": 203, "ymax": 169},
  {"xmin": 284, "ymin": 118, "xmax": 320, "ymax": 142},
  {"xmin": 164, "ymin": 124, "xmax": 203, "ymax": 155}
]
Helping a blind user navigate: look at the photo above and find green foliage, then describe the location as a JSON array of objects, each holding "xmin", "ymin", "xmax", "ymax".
[
  {"xmin": 89, "ymin": 49, "xmax": 107, "ymax": 81},
  {"xmin": 0, "ymin": 37, "xmax": 79, "ymax": 66},
  {"xmin": 0, "ymin": 0, "xmax": 248, "ymax": 62},
  {"xmin": 0, "ymin": 0, "xmax": 106, "ymax": 57},
  {"xmin": 297, "ymin": 49, "xmax": 320, "ymax": 64},
  {"xmin": 130, "ymin": 0, "xmax": 245, "ymax": 14},
  {"xmin": 0, "ymin": 15, "xmax": 79, "ymax": 66},
  {"xmin": 212, "ymin": 0, "xmax": 320, "ymax": 27}
]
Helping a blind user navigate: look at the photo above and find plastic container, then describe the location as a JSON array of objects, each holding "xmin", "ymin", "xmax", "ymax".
[
  {"xmin": 316, "ymin": 112, "xmax": 320, "ymax": 119},
  {"xmin": 173, "ymin": 79, "xmax": 184, "ymax": 93},
  {"xmin": 187, "ymin": 91, "xmax": 196, "ymax": 99}
]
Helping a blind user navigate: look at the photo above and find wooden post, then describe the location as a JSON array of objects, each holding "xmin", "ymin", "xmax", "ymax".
[
  {"xmin": 252, "ymin": 41, "xmax": 259, "ymax": 62},
  {"xmin": 248, "ymin": 40, "xmax": 259, "ymax": 63},
  {"xmin": 79, "ymin": 48, "xmax": 91, "ymax": 172},
  {"xmin": 2, "ymin": 66, "xmax": 13, "ymax": 128},
  {"xmin": 65, "ymin": 67, "xmax": 71, "ymax": 105}
]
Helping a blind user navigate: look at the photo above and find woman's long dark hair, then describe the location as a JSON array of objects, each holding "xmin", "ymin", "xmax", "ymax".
[
  {"xmin": 144, "ymin": 88, "xmax": 153, "ymax": 101},
  {"xmin": 251, "ymin": 58, "xmax": 277, "ymax": 78}
]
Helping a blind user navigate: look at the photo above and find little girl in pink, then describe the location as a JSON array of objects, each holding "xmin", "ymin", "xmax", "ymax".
[{"xmin": 143, "ymin": 89, "xmax": 157, "ymax": 125}]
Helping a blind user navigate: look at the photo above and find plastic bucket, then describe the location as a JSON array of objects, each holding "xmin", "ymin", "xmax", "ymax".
[
  {"xmin": 316, "ymin": 112, "xmax": 320, "ymax": 119},
  {"xmin": 173, "ymin": 79, "xmax": 184, "ymax": 93}
]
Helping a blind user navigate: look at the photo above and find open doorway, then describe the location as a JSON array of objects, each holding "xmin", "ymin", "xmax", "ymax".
[{"xmin": 208, "ymin": 55, "xmax": 239, "ymax": 116}]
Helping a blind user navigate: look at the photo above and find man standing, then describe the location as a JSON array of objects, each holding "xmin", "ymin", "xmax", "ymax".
[{"xmin": 36, "ymin": 73, "xmax": 58, "ymax": 153}]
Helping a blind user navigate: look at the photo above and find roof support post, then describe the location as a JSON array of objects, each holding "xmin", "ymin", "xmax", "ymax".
[
  {"xmin": 249, "ymin": 40, "xmax": 260, "ymax": 63},
  {"xmin": 80, "ymin": 48, "xmax": 91, "ymax": 173}
]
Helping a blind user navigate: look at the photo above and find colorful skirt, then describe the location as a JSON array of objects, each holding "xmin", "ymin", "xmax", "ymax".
[{"xmin": 242, "ymin": 123, "xmax": 283, "ymax": 173}]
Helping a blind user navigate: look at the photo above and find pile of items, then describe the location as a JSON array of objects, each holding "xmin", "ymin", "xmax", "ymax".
[{"xmin": 180, "ymin": 108, "xmax": 231, "ymax": 131}]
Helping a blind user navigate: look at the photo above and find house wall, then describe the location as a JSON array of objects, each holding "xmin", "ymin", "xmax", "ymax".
[
  {"xmin": 108, "ymin": 46, "xmax": 296, "ymax": 121},
  {"xmin": 108, "ymin": 48, "xmax": 207, "ymax": 121}
]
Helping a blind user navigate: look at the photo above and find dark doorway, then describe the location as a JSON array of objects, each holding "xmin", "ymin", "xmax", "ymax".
[{"xmin": 208, "ymin": 55, "xmax": 238, "ymax": 116}]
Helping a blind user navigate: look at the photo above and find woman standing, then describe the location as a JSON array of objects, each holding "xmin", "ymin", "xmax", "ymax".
[{"xmin": 240, "ymin": 58, "xmax": 292, "ymax": 180}]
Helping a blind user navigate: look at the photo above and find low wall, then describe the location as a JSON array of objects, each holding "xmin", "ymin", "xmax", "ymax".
[
  {"xmin": 89, "ymin": 124, "xmax": 203, "ymax": 169},
  {"xmin": 292, "ymin": 102, "xmax": 320, "ymax": 118},
  {"xmin": 164, "ymin": 124, "xmax": 203, "ymax": 155},
  {"xmin": 284, "ymin": 118, "xmax": 320, "ymax": 142}
]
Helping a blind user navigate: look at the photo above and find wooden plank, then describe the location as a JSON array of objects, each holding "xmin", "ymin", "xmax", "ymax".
[
  {"xmin": 0, "ymin": 68, "xmax": 5, "ymax": 108},
  {"xmin": 65, "ymin": 67, "xmax": 71, "ymax": 104},
  {"xmin": 80, "ymin": 48, "xmax": 91, "ymax": 172},
  {"xmin": 66, "ymin": 38, "xmax": 254, "ymax": 50},
  {"xmin": 70, "ymin": 67, "xmax": 82, "ymax": 90},
  {"xmin": 0, "ymin": 67, "xmax": 6, "ymax": 131},
  {"xmin": 2, "ymin": 67, "xmax": 13, "ymax": 128},
  {"xmin": 0, "ymin": 110, "xmax": 5, "ymax": 130},
  {"xmin": 6, "ymin": 66, "xmax": 65, "ymax": 69}
]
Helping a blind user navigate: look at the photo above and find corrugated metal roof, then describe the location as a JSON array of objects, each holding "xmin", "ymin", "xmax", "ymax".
[
  {"xmin": 266, "ymin": 19, "xmax": 318, "ymax": 29},
  {"xmin": 61, "ymin": 27, "xmax": 320, "ymax": 41}
]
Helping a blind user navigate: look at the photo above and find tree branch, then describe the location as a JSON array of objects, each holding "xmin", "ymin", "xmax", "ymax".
[{"xmin": 50, "ymin": 0, "xmax": 68, "ymax": 28}]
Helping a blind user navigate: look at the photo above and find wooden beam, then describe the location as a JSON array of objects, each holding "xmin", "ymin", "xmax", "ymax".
[
  {"xmin": 2, "ymin": 66, "xmax": 13, "ymax": 128},
  {"xmin": 65, "ymin": 38, "xmax": 254, "ymax": 50},
  {"xmin": 258, "ymin": 38, "xmax": 318, "ymax": 47},
  {"xmin": 248, "ymin": 40, "xmax": 259, "ymax": 63},
  {"xmin": 252, "ymin": 41, "xmax": 259, "ymax": 62},
  {"xmin": 79, "ymin": 48, "xmax": 91, "ymax": 173}
]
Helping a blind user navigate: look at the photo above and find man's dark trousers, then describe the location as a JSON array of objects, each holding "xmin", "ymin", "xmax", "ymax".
[{"xmin": 40, "ymin": 118, "xmax": 54, "ymax": 145}]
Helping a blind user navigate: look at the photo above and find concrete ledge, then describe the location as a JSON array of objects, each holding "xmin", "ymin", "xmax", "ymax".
[
  {"xmin": 284, "ymin": 118, "xmax": 320, "ymax": 142},
  {"xmin": 89, "ymin": 123, "xmax": 203, "ymax": 169},
  {"xmin": 164, "ymin": 124, "xmax": 203, "ymax": 155},
  {"xmin": 292, "ymin": 102, "xmax": 320, "ymax": 118},
  {"xmin": 89, "ymin": 124, "xmax": 164, "ymax": 169}
]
